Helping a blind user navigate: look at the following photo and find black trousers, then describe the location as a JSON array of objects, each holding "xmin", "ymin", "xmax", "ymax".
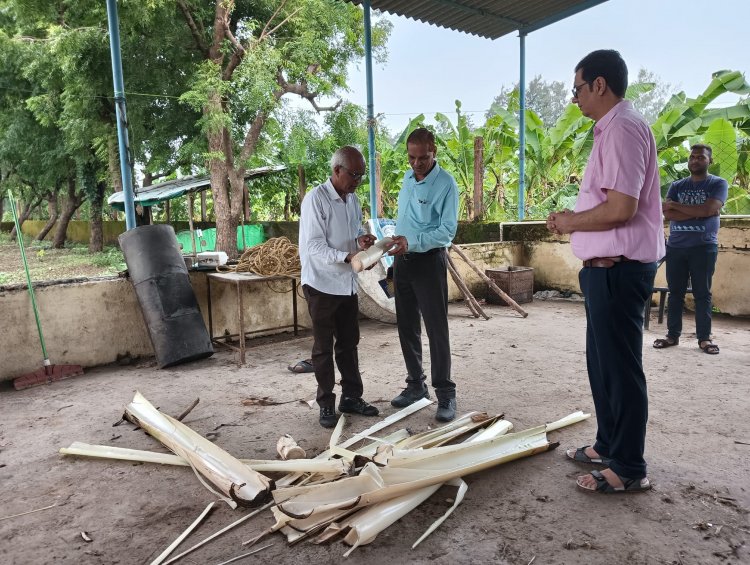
[
  {"xmin": 579, "ymin": 261, "xmax": 657, "ymax": 480},
  {"xmin": 303, "ymin": 285, "xmax": 363, "ymax": 407},
  {"xmin": 665, "ymin": 243, "xmax": 718, "ymax": 342},
  {"xmin": 393, "ymin": 249, "xmax": 455, "ymax": 395}
]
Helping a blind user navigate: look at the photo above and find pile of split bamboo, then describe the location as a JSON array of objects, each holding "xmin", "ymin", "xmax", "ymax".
[{"xmin": 59, "ymin": 392, "xmax": 588, "ymax": 562}]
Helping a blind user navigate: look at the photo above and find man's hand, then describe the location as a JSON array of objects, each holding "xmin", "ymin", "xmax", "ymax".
[
  {"xmin": 547, "ymin": 209, "xmax": 575, "ymax": 235},
  {"xmin": 387, "ymin": 235, "xmax": 409, "ymax": 256},
  {"xmin": 357, "ymin": 234, "xmax": 376, "ymax": 250}
]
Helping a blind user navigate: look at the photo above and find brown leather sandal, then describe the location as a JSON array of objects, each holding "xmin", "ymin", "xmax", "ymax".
[{"xmin": 653, "ymin": 337, "xmax": 678, "ymax": 349}]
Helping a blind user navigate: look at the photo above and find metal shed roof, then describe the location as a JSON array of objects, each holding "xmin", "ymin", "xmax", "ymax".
[
  {"xmin": 107, "ymin": 165, "xmax": 286, "ymax": 210},
  {"xmin": 345, "ymin": 0, "xmax": 609, "ymax": 40}
]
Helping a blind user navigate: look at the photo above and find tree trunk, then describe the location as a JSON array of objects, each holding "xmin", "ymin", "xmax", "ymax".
[
  {"xmin": 200, "ymin": 191, "xmax": 206, "ymax": 221},
  {"xmin": 36, "ymin": 192, "xmax": 59, "ymax": 241},
  {"xmin": 297, "ymin": 164, "xmax": 306, "ymax": 216},
  {"xmin": 284, "ymin": 187, "xmax": 291, "ymax": 220},
  {"xmin": 0, "ymin": 197, "xmax": 4, "ymax": 226},
  {"xmin": 9, "ymin": 197, "xmax": 41, "ymax": 240},
  {"xmin": 473, "ymin": 136, "xmax": 484, "ymax": 221},
  {"xmin": 89, "ymin": 180, "xmax": 106, "ymax": 252},
  {"xmin": 53, "ymin": 176, "xmax": 84, "ymax": 249}
]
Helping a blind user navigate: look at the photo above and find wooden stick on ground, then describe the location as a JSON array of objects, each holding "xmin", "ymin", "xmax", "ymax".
[
  {"xmin": 446, "ymin": 255, "xmax": 489, "ymax": 320},
  {"xmin": 450, "ymin": 244, "xmax": 528, "ymax": 318}
]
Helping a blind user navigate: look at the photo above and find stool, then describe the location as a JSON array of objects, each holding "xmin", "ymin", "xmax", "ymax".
[{"xmin": 644, "ymin": 284, "xmax": 692, "ymax": 330}]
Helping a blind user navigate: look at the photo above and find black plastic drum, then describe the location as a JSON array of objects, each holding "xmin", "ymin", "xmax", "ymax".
[{"xmin": 119, "ymin": 225, "xmax": 213, "ymax": 368}]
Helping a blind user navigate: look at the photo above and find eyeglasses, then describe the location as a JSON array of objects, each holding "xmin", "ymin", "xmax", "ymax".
[
  {"xmin": 571, "ymin": 81, "xmax": 591, "ymax": 98},
  {"xmin": 340, "ymin": 166, "xmax": 366, "ymax": 181}
]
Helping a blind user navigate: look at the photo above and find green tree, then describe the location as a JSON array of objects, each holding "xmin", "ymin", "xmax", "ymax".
[
  {"xmin": 487, "ymin": 75, "xmax": 569, "ymax": 128},
  {"xmin": 176, "ymin": 0, "xmax": 390, "ymax": 257}
]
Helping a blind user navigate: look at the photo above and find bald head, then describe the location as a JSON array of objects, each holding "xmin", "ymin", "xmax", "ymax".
[
  {"xmin": 331, "ymin": 146, "xmax": 364, "ymax": 172},
  {"xmin": 330, "ymin": 146, "xmax": 366, "ymax": 196}
]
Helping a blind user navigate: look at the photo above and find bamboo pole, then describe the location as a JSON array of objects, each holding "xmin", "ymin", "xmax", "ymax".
[
  {"xmin": 447, "ymin": 259, "xmax": 487, "ymax": 320},
  {"xmin": 448, "ymin": 261, "xmax": 479, "ymax": 317},
  {"xmin": 446, "ymin": 251, "xmax": 488, "ymax": 320},
  {"xmin": 450, "ymin": 244, "xmax": 528, "ymax": 318}
]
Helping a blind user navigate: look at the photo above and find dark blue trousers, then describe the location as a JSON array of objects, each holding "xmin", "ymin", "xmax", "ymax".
[
  {"xmin": 665, "ymin": 244, "xmax": 718, "ymax": 342},
  {"xmin": 579, "ymin": 261, "xmax": 657, "ymax": 480}
]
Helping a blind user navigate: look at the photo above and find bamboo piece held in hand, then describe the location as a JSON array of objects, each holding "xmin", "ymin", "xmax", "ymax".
[{"xmin": 450, "ymin": 244, "xmax": 528, "ymax": 318}]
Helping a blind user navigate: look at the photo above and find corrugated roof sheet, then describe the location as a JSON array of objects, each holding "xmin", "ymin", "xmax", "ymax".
[
  {"xmin": 107, "ymin": 165, "xmax": 286, "ymax": 210},
  {"xmin": 345, "ymin": 0, "xmax": 609, "ymax": 39}
]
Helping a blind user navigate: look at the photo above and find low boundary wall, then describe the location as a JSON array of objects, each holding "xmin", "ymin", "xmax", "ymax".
[{"xmin": 1, "ymin": 219, "xmax": 747, "ymax": 381}]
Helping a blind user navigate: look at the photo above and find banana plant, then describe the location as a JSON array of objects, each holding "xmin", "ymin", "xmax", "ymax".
[{"xmin": 651, "ymin": 70, "xmax": 750, "ymax": 150}]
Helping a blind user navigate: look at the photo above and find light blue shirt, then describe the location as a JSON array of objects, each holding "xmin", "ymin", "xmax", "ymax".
[
  {"xmin": 395, "ymin": 162, "xmax": 459, "ymax": 252},
  {"xmin": 299, "ymin": 179, "xmax": 362, "ymax": 295}
]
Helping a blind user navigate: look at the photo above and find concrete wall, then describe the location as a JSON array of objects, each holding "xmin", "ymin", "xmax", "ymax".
[
  {"xmin": 509, "ymin": 219, "xmax": 750, "ymax": 316},
  {"xmin": 1, "ymin": 219, "xmax": 747, "ymax": 381},
  {"xmin": 0, "ymin": 273, "xmax": 312, "ymax": 382}
]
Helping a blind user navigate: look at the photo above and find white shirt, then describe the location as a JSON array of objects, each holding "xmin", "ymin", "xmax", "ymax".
[{"xmin": 299, "ymin": 179, "xmax": 362, "ymax": 295}]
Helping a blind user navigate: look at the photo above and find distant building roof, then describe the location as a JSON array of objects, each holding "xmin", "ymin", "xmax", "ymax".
[{"xmin": 107, "ymin": 165, "xmax": 286, "ymax": 210}]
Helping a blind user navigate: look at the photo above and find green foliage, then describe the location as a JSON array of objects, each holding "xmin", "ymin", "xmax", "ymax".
[{"xmin": 88, "ymin": 246, "xmax": 126, "ymax": 270}]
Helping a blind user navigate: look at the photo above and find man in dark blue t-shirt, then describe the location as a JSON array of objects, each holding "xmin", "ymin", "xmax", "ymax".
[{"xmin": 654, "ymin": 144, "xmax": 728, "ymax": 354}]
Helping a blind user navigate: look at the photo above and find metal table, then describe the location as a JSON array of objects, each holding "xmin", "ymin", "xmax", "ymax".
[{"xmin": 205, "ymin": 272, "xmax": 299, "ymax": 365}]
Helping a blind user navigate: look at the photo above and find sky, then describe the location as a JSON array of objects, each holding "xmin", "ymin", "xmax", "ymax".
[{"xmin": 341, "ymin": 0, "xmax": 750, "ymax": 133}]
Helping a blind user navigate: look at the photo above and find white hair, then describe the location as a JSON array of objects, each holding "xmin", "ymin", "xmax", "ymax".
[{"xmin": 330, "ymin": 146, "xmax": 363, "ymax": 172}]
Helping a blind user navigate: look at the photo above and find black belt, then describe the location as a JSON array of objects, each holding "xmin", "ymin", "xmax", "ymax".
[
  {"xmin": 405, "ymin": 247, "xmax": 444, "ymax": 257},
  {"xmin": 582, "ymin": 256, "xmax": 634, "ymax": 268}
]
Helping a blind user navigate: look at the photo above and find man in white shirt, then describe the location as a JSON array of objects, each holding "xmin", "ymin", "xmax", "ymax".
[{"xmin": 299, "ymin": 146, "xmax": 378, "ymax": 428}]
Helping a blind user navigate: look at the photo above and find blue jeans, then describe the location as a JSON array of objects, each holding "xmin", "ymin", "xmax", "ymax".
[
  {"xmin": 579, "ymin": 261, "xmax": 657, "ymax": 480},
  {"xmin": 665, "ymin": 244, "xmax": 718, "ymax": 342}
]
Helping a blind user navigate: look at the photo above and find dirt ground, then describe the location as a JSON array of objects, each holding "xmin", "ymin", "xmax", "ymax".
[{"xmin": 1, "ymin": 299, "xmax": 748, "ymax": 565}]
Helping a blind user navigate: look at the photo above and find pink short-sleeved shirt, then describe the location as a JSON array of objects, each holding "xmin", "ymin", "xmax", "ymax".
[{"xmin": 571, "ymin": 100, "xmax": 665, "ymax": 262}]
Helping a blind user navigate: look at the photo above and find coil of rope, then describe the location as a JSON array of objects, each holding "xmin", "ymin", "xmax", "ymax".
[{"xmin": 220, "ymin": 236, "xmax": 301, "ymax": 280}]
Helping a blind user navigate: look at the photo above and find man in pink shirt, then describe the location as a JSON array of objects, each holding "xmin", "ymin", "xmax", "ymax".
[{"xmin": 547, "ymin": 50, "xmax": 664, "ymax": 494}]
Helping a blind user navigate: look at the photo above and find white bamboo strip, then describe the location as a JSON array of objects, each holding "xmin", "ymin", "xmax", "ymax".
[
  {"xmin": 59, "ymin": 443, "xmax": 351, "ymax": 474},
  {"xmin": 125, "ymin": 392, "xmax": 273, "ymax": 507},
  {"xmin": 162, "ymin": 503, "xmax": 273, "ymax": 565},
  {"xmin": 150, "ymin": 502, "xmax": 215, "ymax": 565}
]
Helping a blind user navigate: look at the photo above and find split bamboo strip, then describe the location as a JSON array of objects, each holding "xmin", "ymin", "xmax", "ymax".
[
  {"xmin": 273, "ymin": 412, "xmax": 588, "ymax": 519},
  {"xmin": 325, "ymin": 414, "xmax": 515, "ymax": 553},
  {"xmin": 150, "ymin": 502, "xmax": 215, "ymax": 565},
  {"xmin": 162, "ymin": 503, "xmax": 273, "ymax": 565},
  {"xmin": 450, "ymin": 243, "xmax": 528, "ymax": 318},
  {"xmin": 275, "ymin": 397, "xmax": 432, "ymax": 488},
  {"xmin": 59, "ymin": 443, "xmax": 352, "ymax": 475},
  {"xmin": 124, "ymin": 392, "xmax": 273, "ymax": 507},
  {"xmin": 213, "ymin": 543, "xmax": 274, "ymax": 565}
]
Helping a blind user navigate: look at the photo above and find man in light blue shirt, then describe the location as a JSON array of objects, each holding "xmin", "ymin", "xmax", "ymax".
[
  {"xmin": 388, "ymin": 128, "xmax": 460, "ymax": 422},
  {"xmin": 299, "ymin": 146, "xmax": 378, "ymax": 428}
]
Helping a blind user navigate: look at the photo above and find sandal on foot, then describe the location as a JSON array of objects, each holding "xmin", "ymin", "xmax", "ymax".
[
  {"xmin": 653, "ymin": 337, "xmax": 678, "ymax": 349},
  {"xmin": 287, "ymin": 359, "xmax": 314, "ymax": 373},
  {"xmin": 699, "ymin": 341, "xmax": 720, "ymax": 355},
  {"xmin": 566, "ymin": 445, "xmax": 612, "ymax": 465},
  {"xmin": 577, "ymin": 469, "xmax": 651, "ymax": 494}
]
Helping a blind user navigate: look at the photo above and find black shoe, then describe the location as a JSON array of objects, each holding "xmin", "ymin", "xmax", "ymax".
[
  {"xmin": 319, "ymin": 405, "xmax": 338, "ymax": 428},
  {"xmin": 436, "ymin": 398, "xmax": 456, "ymax": 422},
  {"xmin": 391, "ymin": 386, "xmax": 430, "ymax": 408},
  {"xmin": 338, "ymin": 396, "xmax": 379, "ymax": 417}
]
